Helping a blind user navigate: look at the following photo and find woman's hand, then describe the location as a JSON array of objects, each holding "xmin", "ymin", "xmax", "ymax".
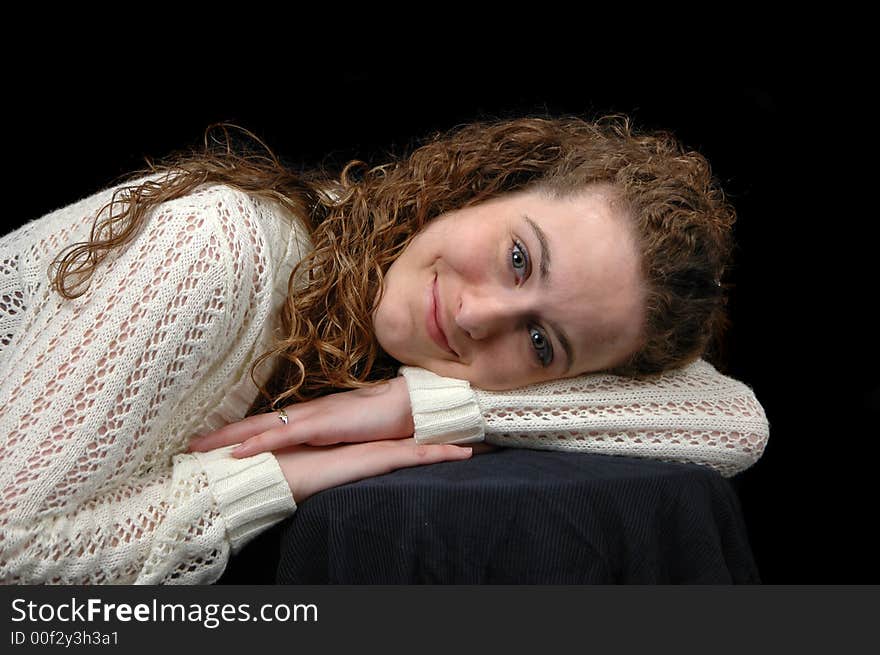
[
  {"xmin": 187, "ymin": 376, "xmax": 416, "ymax": 458},
  {"xmin": 273, "ymin": 438, "xmax": 495, "ymax": 504}
]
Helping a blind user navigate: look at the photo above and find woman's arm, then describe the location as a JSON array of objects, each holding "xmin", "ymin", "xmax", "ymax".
[
  {"xmin": 0, "ymin": 181, "xmax": 297, "ymax": 583},
  {"xmin": 190, "ymin": 358, "xmax": 768, "ymax": 480},
  {"xmin": 400, "ymin": 360, "xmax": 770, "ymax": 478}
]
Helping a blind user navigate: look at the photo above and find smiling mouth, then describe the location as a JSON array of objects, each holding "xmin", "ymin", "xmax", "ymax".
[{"xmin": 428, "ymin": 272, "xmax": 457, "ymax": 357}]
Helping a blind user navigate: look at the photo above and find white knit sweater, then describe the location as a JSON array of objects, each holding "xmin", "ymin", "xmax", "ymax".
[{"xmin": 0, "ymin": 174, "xmax": 769, "ymax": 584}]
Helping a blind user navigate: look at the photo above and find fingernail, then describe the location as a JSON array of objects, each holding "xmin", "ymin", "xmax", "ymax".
[{"xmin": 232, "ymin": 445, "xmax": 249, "ymax": 458}]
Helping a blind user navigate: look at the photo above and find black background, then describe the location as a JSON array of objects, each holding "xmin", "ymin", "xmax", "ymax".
[{"xmin": 5, "ymin": 39, "xmax": 874, "ymax": 583}]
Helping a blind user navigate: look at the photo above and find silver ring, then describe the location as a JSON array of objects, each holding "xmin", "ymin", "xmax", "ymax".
[{"xmin": 277, "ymin": 408, "xmax": 289, "ymax": 425}]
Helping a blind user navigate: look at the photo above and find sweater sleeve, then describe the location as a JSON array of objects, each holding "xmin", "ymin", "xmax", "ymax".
[
  {"xmin": 400, "ymin": 359, "xmax": 770, "ymax": 478},
  {"xmin": 0, "ymin": 182, "xmax": 296, "ymax": 584}
]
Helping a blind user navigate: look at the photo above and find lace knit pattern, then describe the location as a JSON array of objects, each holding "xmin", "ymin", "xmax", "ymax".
[
  {"xmin": 0, "ymin": 176, "xmax": 300, "ymax": 584},
  {"xmin": 474, "ymin": 359, "xmax": 769, "ymax": 478}
]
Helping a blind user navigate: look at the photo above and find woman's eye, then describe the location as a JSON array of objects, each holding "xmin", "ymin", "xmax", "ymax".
[
  {"xmin": 529, "ymin": 326, "xmax": 553, "ymax": 367},
  {"xmin": 511, "ymin": 240, "xmax": 530, "ymax": 283}
]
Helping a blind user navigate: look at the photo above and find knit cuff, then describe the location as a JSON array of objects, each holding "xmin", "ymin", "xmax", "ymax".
[
  {"xmin": 399, "ymin": 366, "xmax": 485, "ymax": 444},
  {"xmin": 193, "ymin": 445, "xmax": 297, "ymax": 554}
]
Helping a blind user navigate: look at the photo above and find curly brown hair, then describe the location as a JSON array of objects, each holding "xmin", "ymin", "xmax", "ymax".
[{"xmin": 49, "ymin": 112, "xmax": 736, "ymax": 416}]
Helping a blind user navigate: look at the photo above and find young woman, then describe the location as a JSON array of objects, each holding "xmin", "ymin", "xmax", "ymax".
[{"xmin": 0, "ymin": 114, "xmax": 769, "ymax": 584}]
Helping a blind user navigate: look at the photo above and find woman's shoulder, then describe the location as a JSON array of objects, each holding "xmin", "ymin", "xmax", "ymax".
[
  {"xmin": 97, "ymin": 173, "xmax": 312, "ymax": 256},
  {"xmin": 188, "ymin": 182, "xmax": 312, "ymax": 275},
  {"xmin": 6, "ymin": 173, "xmax": 310, "ymax": 301}
]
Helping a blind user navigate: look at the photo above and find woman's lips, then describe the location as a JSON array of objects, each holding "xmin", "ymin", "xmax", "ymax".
[{"xmin": 427, "ymin": 272, "xmax": 456, "ymax": 357}]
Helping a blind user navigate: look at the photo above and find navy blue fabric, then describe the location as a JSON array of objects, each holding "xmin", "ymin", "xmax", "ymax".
[{"xmin": 217, "ymin": 448, "xmax": 759, "ymax": 584}]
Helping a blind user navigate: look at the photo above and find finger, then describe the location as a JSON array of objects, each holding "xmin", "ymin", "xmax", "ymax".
[
  {"xmin": 231, "ymin": 423, "xmax": 313, "ymax": 458},
  {"xmin": 187, "ymin": 412, "xmax": 282, "ymax": 452},
  {"xmin": 355, "ymin": 439, "xmax": 473, "ymax": 479},
  {"xmin": 231, "ymin": 403, "xmax": 406, "ymax": 457},
  {"xmin": 280, "ymin": 439, "xmax": 473, "ymax": 504}
]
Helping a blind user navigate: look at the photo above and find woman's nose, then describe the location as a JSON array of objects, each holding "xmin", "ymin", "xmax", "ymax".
[{"xmin": 454, "ymin": 288, "xmax": 517, "ymax": 341}]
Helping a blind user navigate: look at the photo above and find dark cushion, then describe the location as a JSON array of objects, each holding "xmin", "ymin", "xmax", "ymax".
[{"xmin": 217, "ymin": 448, "xmax": 759, "ymax": 584}]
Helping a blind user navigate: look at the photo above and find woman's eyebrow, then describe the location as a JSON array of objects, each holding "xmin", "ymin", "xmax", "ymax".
[
  {"xmin": 523, "ymin": 214, "xmax": 573, "ymax": 373},
  {"xmin": 523, "ymin": 214, "xmax": 551, "ymax": 282},
  {"xmin": 548, "ymin": 318, "xmax": 574, "ymax": 375}
]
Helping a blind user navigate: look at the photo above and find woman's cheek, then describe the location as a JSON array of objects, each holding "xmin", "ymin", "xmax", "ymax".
[{"xmin": 453, "ymin": 239, "xmax": 491, "ymax": 280}]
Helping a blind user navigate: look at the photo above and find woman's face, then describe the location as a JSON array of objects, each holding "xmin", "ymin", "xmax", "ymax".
[{"xmin": 372, "ymin": 184, "xmax": 646, "ymax": 390}]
